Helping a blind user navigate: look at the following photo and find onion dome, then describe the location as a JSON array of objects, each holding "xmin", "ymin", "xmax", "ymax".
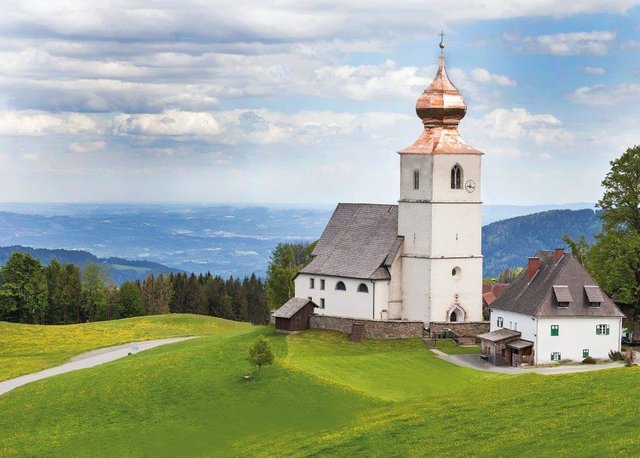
[
  {"xmin": 415, "ymin": 52, "xmax": 467, "ymax": 127},
  {"xmin": 400, "ymin": 39, "xmax": 481, "ymax": 155}
]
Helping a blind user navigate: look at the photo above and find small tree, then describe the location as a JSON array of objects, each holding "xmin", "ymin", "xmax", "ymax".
[{"xmin": 247, "ymin": 336, "xmax": 274, "ymax": 377}]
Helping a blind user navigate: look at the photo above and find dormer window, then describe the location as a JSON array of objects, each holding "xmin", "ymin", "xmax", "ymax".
[
  {"xmin": 552, "ymin": 285, "xmax": 572, "ymax": 307},
  {"xmin": 336, "ymin": 281, "xmax": 346, "ymax": 291},
  {"xmin": 451, "ymin": 164, "xmax": 462, "ymax": 189},
  {"xmin": 584, "ymin": 286, "xmax": 604, "ymax": 307}
]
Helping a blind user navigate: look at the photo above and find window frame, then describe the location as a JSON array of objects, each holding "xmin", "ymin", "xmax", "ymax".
[
  {"xmin": 497, "ymin": 317, "xmax": 503, "ymax": 328},
  {"xmin": 335, "ymin": 281, "xmax": 346, "ymax": 291},
  {"xmin": 320, "ymin": 298, "xmax": 325, "ymax": 309},
  {"xmin": 451, "ymin": 164, "xmax": 462, "ymax": 190},
  {"xmin": 309, "ymin": 278, "xmax": 315, "ymax": 289},
  {"xmin": 357, "ymin": 283, "xmax": 369, "ymax": 293},
  {"xmin": 413, "ymin": 170, "xmax": 420, "ymax": 190},
  {"xmin": 583, "ymin": 349, "xmax": 590, "ymax": 359},
  {"xmin": 320, "ymin": 279, "xmax": 325, "ymax": 290},
  {"xmin": 596, "ymin": 324, "xmax": 610, "ymax": 335},
  {"xmin": 551, "ymin": 352, "xmax": 561, "ymax": 361},
  {"xmin": 550, "ymin": 325, "xmax": 559, "ymax": 336}
]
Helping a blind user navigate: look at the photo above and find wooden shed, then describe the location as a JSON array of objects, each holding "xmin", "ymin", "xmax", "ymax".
[
  {"xmin": 477, "ymin": 329, "xmax": 533, "ymax": 366},
  {"xmin": 272, "ymin": 297, "xmax": 317, "ymax": 333}
]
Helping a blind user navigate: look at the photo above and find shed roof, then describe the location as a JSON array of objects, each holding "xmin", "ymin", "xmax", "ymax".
[
  {"xmin": 272, "ymin": 297, "xmax": 315, "ymax": 319},
  {"xmin": 477, "ymin": 329, "xmax": 521, "ymax": 342},
  {"xmin": 300, "ymin": 203, "xmax": 401, "ymax": 280},
  {"xmin": 491, "ymin": 252, "xmax": 624, "ymax": 318},
  {"xmin": 506, "ymin": 339, "xmax": 534, "ymax": 350}
]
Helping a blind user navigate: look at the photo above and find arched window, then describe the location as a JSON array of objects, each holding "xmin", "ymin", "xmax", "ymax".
[
  {"xmin": 451, "ymin": 164, "xmax": 462, "ymax": 189},
  {"xmin": 357, "ymin": 283, "xmax": 369, "ymax": 293},
  {"xmin": 336, "ymin": 281, "xmax": 346, "ymax": 291}
]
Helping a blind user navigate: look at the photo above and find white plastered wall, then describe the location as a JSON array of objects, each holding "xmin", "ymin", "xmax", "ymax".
[
  {"xmin": 536, "ymin": 317, "xmax": 622, "ymax": 364},
  {"xmin": 294, "ymin": 273, "xmax": 387, "ymax": 320},
  {"xmin": 398, "ymin": 153, "xmax": 483, "ymax": 324}
]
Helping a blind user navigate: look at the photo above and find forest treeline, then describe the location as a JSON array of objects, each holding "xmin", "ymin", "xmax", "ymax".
[{"xmin": 0, "ymin": 252, "xmax": 269, "ymax": 325}]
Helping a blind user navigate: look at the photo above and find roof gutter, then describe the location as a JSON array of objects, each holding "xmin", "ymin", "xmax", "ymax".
[{"xmin": 372, "ymin": 280, "xmax": 376, "ymax": 320}]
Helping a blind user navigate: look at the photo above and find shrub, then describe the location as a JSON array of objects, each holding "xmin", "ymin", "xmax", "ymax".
[
  {"xmin": 624, "ymin": 348, "xmax": 636, "ymax": 367},
  {"xmin": 582, "ymin": 356, "xmax": 596, "ymax": 365},
  {"xmin": 609, "ymin": 350, "xmax": 624, "ymax": 361}
]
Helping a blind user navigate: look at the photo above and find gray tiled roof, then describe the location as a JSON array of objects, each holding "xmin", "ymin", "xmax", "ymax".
[
  {"xmin": 300, "ymin": 203, "xmax": 401, "ymax": 280},
  {"xmin": 491, "ymin": 252, "xmax": 625, "ymax": 318},
  {"xmin": 272, "ymin": 297, "xmax": 315, "ymax": 319}
]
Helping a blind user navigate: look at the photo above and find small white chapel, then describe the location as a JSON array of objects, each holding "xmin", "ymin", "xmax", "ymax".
[{"xmin": 276, "ymin": 37, "xmax": 485, "ymax": 332}]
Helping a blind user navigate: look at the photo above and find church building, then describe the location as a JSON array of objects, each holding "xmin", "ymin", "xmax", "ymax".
[{"xmin": 280, "ymin": 39, "xmax": 485, "ymax": 332}]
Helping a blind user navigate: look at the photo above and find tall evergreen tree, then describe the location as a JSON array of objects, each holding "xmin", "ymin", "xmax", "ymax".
[{"xmin": 81, "ymin": 263, "xmax": 109, "ymax": 322}]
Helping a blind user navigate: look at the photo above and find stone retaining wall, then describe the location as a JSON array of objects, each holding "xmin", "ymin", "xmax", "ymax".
[
  {"xmin": 310, "ymin": 315, "xmax": 423, "ymax": 339},
  {"xmin": 428, "ymin": 321, "xmax": 490, "ymax": 338}
]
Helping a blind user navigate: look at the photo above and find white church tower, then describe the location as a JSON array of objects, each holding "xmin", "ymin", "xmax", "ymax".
[{"xmin": 398, "ymin": 37, "xmax": 484, "ymax": 324}]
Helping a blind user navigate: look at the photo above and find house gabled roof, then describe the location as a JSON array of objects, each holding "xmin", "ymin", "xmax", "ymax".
[
  {"xmin": 272, "ymin": 297, "xmax": 316, "ymax": 319},
  {"xmin": 299, "ymin": 203, "xmax": 401, "ymax": 280},
  {"xmin": 491, "ymin": 251, "xmax": 625, "ymax": 318}
]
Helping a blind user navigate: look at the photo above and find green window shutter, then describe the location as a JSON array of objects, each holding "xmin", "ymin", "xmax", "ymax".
[
  {"xmin": 596, "ymin": 325, "xmax": 600, "ymax": 335},
  {"xmin": 551, "ymin": 325, "xmax": 559, "ymax": 336},
  {"xmin": 583, "ymin": 349, "xmax": 589, "ymax": 358},
  {"xmin": 606, "ymin": 325, "xmax": 610, "ymax": 335}
]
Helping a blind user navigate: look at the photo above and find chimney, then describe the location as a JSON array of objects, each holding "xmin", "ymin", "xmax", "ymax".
[
  {"xmin": 555, "ymin": 247, "xmax": 565, "ymax": 263},
  {"xmin": 528, "ymin": 257, "xmax": 540, "ymax": 280}
]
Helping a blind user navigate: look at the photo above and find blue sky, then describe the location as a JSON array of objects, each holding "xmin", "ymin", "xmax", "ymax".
[{"xmin": 0, "ymin": 1, "xmax": 639, "ymax": 206}]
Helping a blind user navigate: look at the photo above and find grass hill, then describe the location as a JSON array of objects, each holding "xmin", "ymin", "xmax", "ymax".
[
  {"xmin": 482, "ymin": 208, "xmax": 601, "ymax": 277},
  {"xmin": 0, "ymin": 245, "xmax": 182, "ymax": 285},
  {"xmin": 1, "ymin": 315, "xmax": 639, "ymax": 456}
]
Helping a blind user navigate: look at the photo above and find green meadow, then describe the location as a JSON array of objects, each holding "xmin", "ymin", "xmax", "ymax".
[{"xmin": 1, "ymin": 314, "xmax": 639, "ymax": 456}]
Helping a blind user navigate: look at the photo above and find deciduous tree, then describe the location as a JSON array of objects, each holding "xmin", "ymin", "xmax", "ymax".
[
  {"xmin": 588, "ymin": 145, "xmax": 640, "ymax": 322},
  {"xmin": 247, "ymin": 336, "xmax": 274, "ymax": 377}
]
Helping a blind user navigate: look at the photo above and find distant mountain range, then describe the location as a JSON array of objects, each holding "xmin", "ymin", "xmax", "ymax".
[
  {"xmin": 482, "ymin": 208, "xmax": 601, "ymax": 277},
  {"xmin": 0, "ymin": 203, "xmax": 600, "ymax": 280},
  {"xmin": 0, "ymin": 246, "xmax": 182, "ymax": 285}
]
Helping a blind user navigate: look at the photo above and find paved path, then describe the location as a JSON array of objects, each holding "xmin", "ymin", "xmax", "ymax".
[
  {"xmin": 0, "ymin": 337, "xmax": 197, "ymax": 396},
  {"xmin": 430, "ymin": 349, "xmax": 627, "ymax": 375}
]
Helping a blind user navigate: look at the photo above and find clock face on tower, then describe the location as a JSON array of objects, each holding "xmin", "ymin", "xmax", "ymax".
[{"xmin": 464, "ymin": 179, "xmax": 476, "ymax": 193}]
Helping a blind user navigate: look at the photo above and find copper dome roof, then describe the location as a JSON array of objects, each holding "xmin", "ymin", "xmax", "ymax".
[{"xmin": 400, "ymin": 51, "xmax": 481, "ymax": 155}]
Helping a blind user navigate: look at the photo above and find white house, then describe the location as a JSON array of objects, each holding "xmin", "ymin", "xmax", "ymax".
[
  {"xmin": 479, "ymin": 249, "xmax": 624, "ymax": 366},
  {"xmin": 290, "ymin": 41, "xmax": 484, "ymax": 329}
]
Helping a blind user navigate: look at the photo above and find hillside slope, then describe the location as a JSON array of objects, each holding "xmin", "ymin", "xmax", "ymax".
[
  {"xmin": 482, "ymin": 209, "xmax": 601, "ymax": 277},
  {"xmin": 0, "ymin": 245, "xmax": 182, "ymax": 285}
]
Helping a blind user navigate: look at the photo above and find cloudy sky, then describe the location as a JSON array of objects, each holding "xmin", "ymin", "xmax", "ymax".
[{"xmin": 1, "ymin": 1, "xmax": 639, "ymax": 206}]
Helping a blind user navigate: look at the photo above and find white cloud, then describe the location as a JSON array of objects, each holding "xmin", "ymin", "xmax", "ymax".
[
  {"xmin": 571, "ymin": 83, "xmax": 640, "ymax": 106},
  {"xmin": 21, "ymin": 153, "xmax": 38, "ymax": 161},
  {"xmin": 510, "ymin": 31, "xmax": 616, "ymax": 55},
  {"xmin": 469, "ymin": 68, "xmax": 517, "ymax": 87},
  {"xmin": 113, "ymin": 110, "xmax": 224, "ymax": 137},
  {"xmin": 578, "ymin": 66, "xmax": 606, "ymax": 75},
  {"xmin": 68, "ymin": 141, "xmax": 106, "ymax": 154},
  {"xmin": 0, "ymin": 110, "xmax": 98, "ymax": 136},
  {"xmin": 467, "ymin": 107, "xmax": 570, "ymax": 145},
  {"xmin": 111, "ymin": 108, "xmax": 413, "ymax": 146},
  {"xmin": 0, "ymin": 1, "xmax": 637, "ymax": 43},
  {"xmin": 621, "ymin": 39, "xmax": 640, "ymax": 50}
]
